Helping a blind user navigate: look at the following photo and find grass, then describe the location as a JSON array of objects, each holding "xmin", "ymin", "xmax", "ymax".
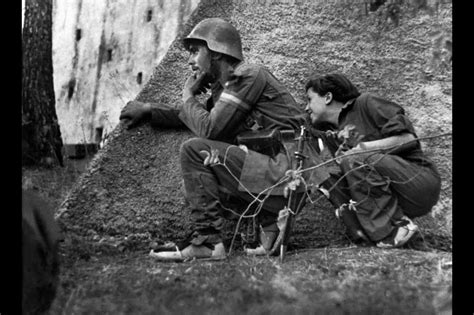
[
  {"xmin": 21, "ymin": 156, "xmax": 452, "ymax": 314},
  {"xmin": 22, "ymin": 156, "xmax": 93, "ymax": 211},
  {"xmin": 47, "ymin": 246, "xmax": 452, "ymax": 314}
]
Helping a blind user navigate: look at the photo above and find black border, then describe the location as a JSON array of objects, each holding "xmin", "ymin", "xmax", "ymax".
[{"xmin": 3, "ymin": 1, "xmax": 23, "ymax": 314}]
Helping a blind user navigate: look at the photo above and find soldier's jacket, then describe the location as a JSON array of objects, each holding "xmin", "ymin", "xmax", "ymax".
[{"xmin": 150, "ymin": 62, "xmax": 330, "ymax": 194}]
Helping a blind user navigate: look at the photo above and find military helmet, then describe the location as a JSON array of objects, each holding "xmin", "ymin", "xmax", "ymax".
[{"xmin": 183, "ymin": 18, "xmax": 244, "ymax": 61}]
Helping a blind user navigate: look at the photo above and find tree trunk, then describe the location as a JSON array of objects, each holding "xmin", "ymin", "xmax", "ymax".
[{"xmin": 22, "ymin": 0, "xmax": 63, "ymax": 167}]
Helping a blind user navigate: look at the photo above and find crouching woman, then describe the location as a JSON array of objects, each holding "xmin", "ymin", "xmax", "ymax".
[{"xmin": 305, "ymin": 72, "xmax": 441, "ymax": 248}]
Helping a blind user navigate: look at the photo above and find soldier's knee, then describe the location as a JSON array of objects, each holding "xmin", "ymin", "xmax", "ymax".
[
  {"xmin": 180, "ymin": 137, "xmax": 205, "ymax": 154},
  {"xmin": 180, "ymin": 138, "xmax": 212, "ymax": 167}
]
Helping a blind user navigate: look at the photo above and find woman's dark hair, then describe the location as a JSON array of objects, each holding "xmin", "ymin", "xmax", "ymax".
[{"xmin": 305, "ymin": 72, "xmax": 361, "ymax": 103}]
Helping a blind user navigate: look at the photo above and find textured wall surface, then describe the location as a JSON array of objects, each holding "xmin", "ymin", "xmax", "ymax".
[
  {"xmin": 52, "ymin": 0, "xmax": 199, "ymax": 144},
  {"xmin": 57, "ymin": 0, "xmax": 452, "ymax": 252}
]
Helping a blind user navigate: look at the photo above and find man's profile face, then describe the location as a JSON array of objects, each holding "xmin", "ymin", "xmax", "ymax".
[
  {"xmin": 187, "ymin": 43, "xmax": 212, "ymax": 78},
  {"xmin": 306, "ymin": 88, "xmax": 329, "ymax": 125}
]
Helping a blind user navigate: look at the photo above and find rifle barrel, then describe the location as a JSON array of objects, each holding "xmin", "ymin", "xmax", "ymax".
[{"xmin": 280, "ymin": 126, "xmax": 307, "ymax": 262}]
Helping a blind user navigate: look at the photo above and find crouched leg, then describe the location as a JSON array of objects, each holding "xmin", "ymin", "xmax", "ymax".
[{"xmin": 150, "ymin": 138, "xmax": 245, "ymax": 261}]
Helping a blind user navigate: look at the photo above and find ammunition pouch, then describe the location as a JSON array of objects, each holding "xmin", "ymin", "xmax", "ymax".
[{"xmin": 236, "ymin": 129, "xmax": 295, "ymax": 158}]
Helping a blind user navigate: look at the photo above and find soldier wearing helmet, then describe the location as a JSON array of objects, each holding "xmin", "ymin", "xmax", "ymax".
[{"xmin": 120, "ymin": 18, "xmax": 329, "ymax": 261}]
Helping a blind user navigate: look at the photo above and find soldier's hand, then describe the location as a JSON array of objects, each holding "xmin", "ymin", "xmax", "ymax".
[
  {"xmin": 119, "ymin": 100, "xmax": 151, "ymax": 129},
  {"xmin": 183, "ymin": 72, "xmax": 211, "ymax": 101},
  {"xmin": 200, "ymin": 149, "xmax": 220, "ymax": 166}
]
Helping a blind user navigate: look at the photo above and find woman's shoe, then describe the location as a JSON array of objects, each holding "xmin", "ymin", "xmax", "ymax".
[{"xmin": 376, "ymin": 216, "xmax": 419, "ymax": 248}]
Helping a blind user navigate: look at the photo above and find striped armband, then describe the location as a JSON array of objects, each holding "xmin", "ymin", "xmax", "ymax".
[{"xmin": 219, "ymin": 92, "xmax": 251, "ymax": 111}]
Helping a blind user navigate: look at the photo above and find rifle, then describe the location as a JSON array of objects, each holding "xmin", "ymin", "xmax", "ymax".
[{"xmin": 268, "ymin": 126, "xmax": 308, "ymax": 262}]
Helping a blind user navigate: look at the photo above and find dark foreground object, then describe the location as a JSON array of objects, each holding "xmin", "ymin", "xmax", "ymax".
[{"xmin": 22, "ymin": 190, "xmax": 61, "ymax": 314}]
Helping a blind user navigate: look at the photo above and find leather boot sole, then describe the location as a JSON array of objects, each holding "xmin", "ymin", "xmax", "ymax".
[{"xmin": 149, "ymin": 242, "xmax": 226, "ymax": 262}]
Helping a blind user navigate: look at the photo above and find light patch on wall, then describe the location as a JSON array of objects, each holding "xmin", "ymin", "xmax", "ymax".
[
  {"xmin": 53, "ymin": 0, "xmax": 201, "ymax": 144},
  {"xmin": 22, "ymin": 0, "xmax": 25, "ymax": 29}
]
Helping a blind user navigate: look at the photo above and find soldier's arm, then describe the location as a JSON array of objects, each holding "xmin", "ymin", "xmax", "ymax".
[
  {"xmin": 119, "ymin": 100, "xmax": 185, "ymax": 129},
  {"xmin": 179, "ymin": 67, "xmax": 266, "ymax": 141}
]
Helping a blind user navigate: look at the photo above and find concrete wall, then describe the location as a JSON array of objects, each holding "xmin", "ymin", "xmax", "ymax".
[
  {"xmin": 51, "ymin": 0, "xmax": 199, "ymax": 145},
  {"xmin": 57, "ymin": 0, "xmax": 452, "ymax": 253}
]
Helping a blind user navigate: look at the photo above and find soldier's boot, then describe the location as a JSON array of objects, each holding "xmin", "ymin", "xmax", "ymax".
[
  {"xmin": 150, "ymin": 173, "xmax": 227, "ymax": 261},
  {"xmin": 244, "ymin": 222, "xmax": 278, "ymax": 256}
]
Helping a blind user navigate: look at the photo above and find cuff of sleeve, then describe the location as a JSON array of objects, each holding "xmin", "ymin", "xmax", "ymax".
[{"xmin": 149, "ymin": 103, "xmax": 183, "ymax": 128}]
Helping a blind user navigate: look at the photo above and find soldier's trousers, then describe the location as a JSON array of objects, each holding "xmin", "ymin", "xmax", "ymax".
[
  {"xmin": 321, "ymin": 152, "xmax": 441, "ymax": 241},
  {"xmin": 180, "ymin": 137, "xmax": 300, "ymax": 245}
]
